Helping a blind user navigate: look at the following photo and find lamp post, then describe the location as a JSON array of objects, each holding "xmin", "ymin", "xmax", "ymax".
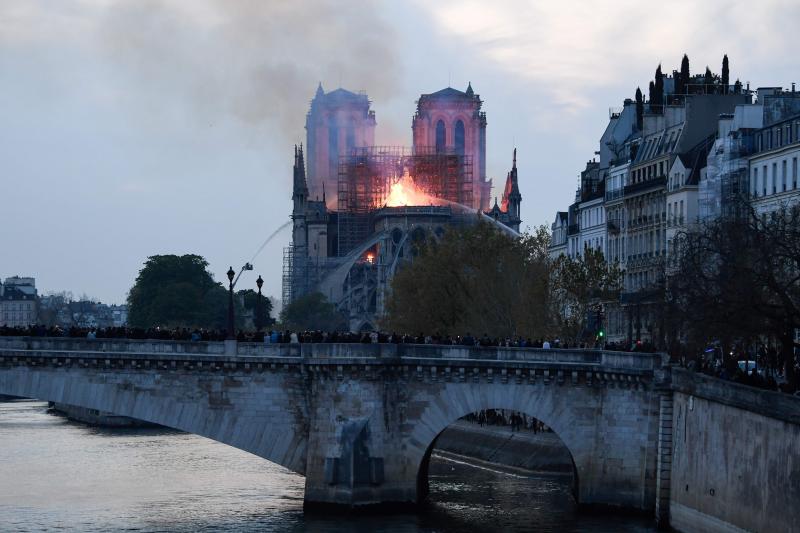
[
  {"xmin": 224, "ymin": 262, "xmax": 254, "ymax": 341},
  {"xmin": 226, "ymin": 266, "xmax": 235, "ymax": 340},
  {"xmin": 255, "ymin": 275, "xmax": 264, "ymax": 333}
]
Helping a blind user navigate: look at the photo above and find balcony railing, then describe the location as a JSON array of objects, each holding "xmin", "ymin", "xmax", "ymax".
[
  {"xmin": 607, "ymin": 219, "xmax": 621, "ymax": 233},
  {"xmin": 623, "ymin": 176, "xmax": 667, "ymax": 196},
  {"xmin": 567, "ymin": 223, "xmax": 580, "ymax": 235},
  {"xmin": 605, "ymin": 189, "xmax": 624, "ymax": 202}
]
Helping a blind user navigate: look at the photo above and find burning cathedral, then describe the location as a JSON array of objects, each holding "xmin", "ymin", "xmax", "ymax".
[{"xmin": 283, "ymin": 83, "xmax": 522, "ymax": 331}]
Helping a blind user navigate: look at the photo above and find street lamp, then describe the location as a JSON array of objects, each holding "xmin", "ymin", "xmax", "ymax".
[
  {"xmin": 226, "ymin": 263, "xmax": 253, "ymax": 340},
  {"xmin": 226, "ymin": 266, "xmax": 235, "ymax": 340},
  {"xmin": 255, "ymin": 275, "xmax": 264, "ymax": 333}
]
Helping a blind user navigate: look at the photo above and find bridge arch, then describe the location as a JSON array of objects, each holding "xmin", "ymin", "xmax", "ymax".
[
  {"xmin": 415, "ymin": 405, "xmax": 579, "ymax": 505},
  {"xmin": 404, "ymin": 378, "xmax": 658, "ymax": 509},
  {"xmin": 0, "ymin": 362, "xmax": 309, "ymax": 476}
]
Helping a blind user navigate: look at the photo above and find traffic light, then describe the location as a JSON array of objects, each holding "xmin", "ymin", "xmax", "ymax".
[{"xmin": 596, "ymin": 306, "xmax": 605, "ymax": 340}]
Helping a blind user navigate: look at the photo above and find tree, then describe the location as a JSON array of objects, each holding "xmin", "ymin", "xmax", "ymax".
[
  {"xmin": 648, "ymin": 81, "xmax": 656, "ymax": 112},
  {"xmin": 680, "ymin": 54, "xmax": 690, "ymax": 94},
  {"xmin": 721, "ymin": 54, "xmax": 730, "ymax": 93},
  {"xmin": 127, "ymin": 254, "xmax": 235, "ymax": 330},
  {"xmin": 383, "ymin": 222, "xmax": 552, "ymax": 339},
  {"xmin": 551, "ymin": 248, "xmax": 621, "ymax": 342},
  {"xmin": 237, "ymin": 288, "xmax": 274, "ymax": 330},
  {"xmin": 670, "ymin": 203, "xmax": 800, "ymax": 390},
  {"xmin": 635, "ymin": 87, "xmax": 644, "ymax": 130},
  {"xmin": 280, "ymin": 292, "xmax": 346, "ymax": 331},
  {"xmin": 703, "ymin": 66, "xmax": 714, "ymax": 94},
  {"xmin": 653, "ymin": 64, "xmax": 664, "ymax": 113}
]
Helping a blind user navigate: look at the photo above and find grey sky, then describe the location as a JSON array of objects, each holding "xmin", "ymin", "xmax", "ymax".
[{"xmin": 2, "ymin": 0, "xmax": 797, "ymax": 305}]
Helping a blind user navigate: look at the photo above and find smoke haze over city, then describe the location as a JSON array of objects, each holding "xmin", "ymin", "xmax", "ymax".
[{"xmin": 2, "ymin": 0, "xmax": 797, "ymax": 303}]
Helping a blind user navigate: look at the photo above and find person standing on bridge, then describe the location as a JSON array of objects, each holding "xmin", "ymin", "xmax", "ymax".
[{"xmin": 543, "ymin": 340, "xmax": 551, "ymax": 349}]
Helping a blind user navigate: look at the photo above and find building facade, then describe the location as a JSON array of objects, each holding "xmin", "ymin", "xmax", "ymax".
[
  {"xmin": 547, "ymin": 65, "xmax": 772, "ymax": 347},
  {"xmin": 0, "ymin": 277, "xmax": 38, "ymax": 327}
]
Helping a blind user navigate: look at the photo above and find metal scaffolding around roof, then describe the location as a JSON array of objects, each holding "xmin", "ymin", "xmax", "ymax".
[{"xmin": 336, "ymin": 146, "xmax": 473, "ymax": 256}]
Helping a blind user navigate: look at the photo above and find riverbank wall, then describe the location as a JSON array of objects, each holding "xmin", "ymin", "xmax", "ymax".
[
  {"xmin": 666, "ymin": 369, "xmax": 800, "ymax": 533},
  {"xmin": 435, "ymin": 420, "xmax": 574, "ymax": 473}
]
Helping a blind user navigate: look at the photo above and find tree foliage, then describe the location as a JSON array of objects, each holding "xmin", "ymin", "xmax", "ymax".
[
  {"xmin": 551, "ymin": 248, "xmax": 621, "ymax": 341},
  {"xmin": 237, "ymin": 288, "xmax": 274, "ymax": 330},
  {"xmin": 679, "ymin": 54, "xmax": 690, "ymax": 94},
  {"xmin": 721, "ymin": 54, "xmax": 730, "ymax": 91},
  {"xmin": 127, "ymin": 254, "xmax": 233, "ymax": 329},
  {"xmin": 653, "ymin": 64, "xmax": 664, "ymax": 112},
  {"xmin": 383, "ymin": 222, "xmax": 552, "ymax": 339},
  {"xmin": 670, "ymin": 204, "xmax": 800, "ymax": 388},
  {"xmin": 635, "ymin": 87, "xmax": 643, "ymax": 130},
  {"xmin": 279, "ymin": 292, "xmax": 347, "ymax": 331}
]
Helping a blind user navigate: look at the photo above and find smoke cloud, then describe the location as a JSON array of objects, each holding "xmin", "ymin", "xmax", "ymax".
[{"xmin": 92, "ymin": 0, "xmax": 404, "ymax": 142}]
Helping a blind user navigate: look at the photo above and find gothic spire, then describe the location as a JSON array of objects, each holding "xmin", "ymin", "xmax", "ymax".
[
  {"xmin": 315, "ymin": 82, "xmax": 324, "ymax": 98},
  {"xmin": 293, "ymin": 144, "xmax": 309, "ymax": 201},
  {"xmin": 465, "ymin": 81, "xmax": 474, "ymax": 97}
]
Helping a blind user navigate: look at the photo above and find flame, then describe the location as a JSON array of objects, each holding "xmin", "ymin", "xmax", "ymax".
[
  {"xmin": 384, "ymin": 170, "xmax": 443, "ymax": 207},
  {"xmin": 366, "ymin": 253, "xmax": 374, "ymax": 264}
]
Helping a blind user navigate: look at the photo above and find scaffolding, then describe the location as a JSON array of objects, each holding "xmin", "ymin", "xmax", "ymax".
[
  {"xmin": 281, "ymin": 245, "xmax": 294, "ymax": 309},
  {"xmin": 283, "ymin": 242, "xmax": 344, "ymax": 308},
  {"xmin": 336, "ymin": 146, "xmax": 473, "ymax": 255}
]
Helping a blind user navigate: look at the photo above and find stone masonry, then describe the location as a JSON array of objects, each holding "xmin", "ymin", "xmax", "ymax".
[{"xmin": 0, "ymin": 337, "xmax": 666, "ymax": 510}]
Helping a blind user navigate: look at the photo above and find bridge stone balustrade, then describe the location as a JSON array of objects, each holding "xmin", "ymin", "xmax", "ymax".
[{"xmin": 0, "ymin": 336, "xmax": 668, "ymax": 511}]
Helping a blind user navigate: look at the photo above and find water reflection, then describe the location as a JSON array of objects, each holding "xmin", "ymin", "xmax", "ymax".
[{"xmin": 0, "ymin": 401, "xmax": 655, "ymax": 532}]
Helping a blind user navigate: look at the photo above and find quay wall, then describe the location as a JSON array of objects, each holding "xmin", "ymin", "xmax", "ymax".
[
  {"xmin": 435, "ymin": 420, "xmax": 574, "ymax": 473},
  {"xmin": 668, "ymin": 369, "xmax": 800, "ymax": 533}
]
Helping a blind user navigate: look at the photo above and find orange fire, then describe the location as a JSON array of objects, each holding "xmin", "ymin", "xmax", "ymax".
[{"xmin": 384, "ymin": 170, "xmax": 443, "ymax": 207}]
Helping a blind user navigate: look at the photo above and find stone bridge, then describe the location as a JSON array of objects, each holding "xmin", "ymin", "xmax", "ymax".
[{"xmin": 0, "ymin": 337, "xmax": 670, "ymax": 512}]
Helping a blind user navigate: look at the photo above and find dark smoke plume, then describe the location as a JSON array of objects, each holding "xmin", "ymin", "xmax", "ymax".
[{"xmin": 95, "ymin": 0, "xmax": 403, "ymax": 142}]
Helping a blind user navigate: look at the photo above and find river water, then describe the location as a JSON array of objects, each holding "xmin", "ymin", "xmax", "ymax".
[{"xmin": 0, "ymin": 400, "xmax": 656, "ymax": 532}]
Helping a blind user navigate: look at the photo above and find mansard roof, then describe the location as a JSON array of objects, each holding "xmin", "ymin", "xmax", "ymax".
[{"xmin": 677, "ymin": 135, "xmax": 714, "ymax": 186}]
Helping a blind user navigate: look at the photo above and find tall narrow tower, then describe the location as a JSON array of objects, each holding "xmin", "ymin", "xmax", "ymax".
[
  {"xmin": 305, "ymin": 84, "xmax": 376, "ymax": 207},
  {"xmin": 501, "ymin": 148, "xmax": 522, "ymax": 232},
  {"xmin": 412, "ymin": 82, "xmax": 490, "ymax": 209}
]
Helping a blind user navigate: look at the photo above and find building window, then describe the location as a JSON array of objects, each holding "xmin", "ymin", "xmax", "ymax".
[
  {"xmin": 787, "ymin": 125, "xmax": 793, "ymax": 144},
  {"xmin": 758, "ymin": 134, "xmax": 763, "ymax": 151},
  {"xmin": 454, "ymin": 120, "xmax": 465, "ymax": 156},
  {"xmin": 435, "ymin": 120, "xmax": 446, "ymax": 153},
  {"xmin": 763, "ymin": 165, "xmax": 768, "ymax": 196},
  {"xmin": 778, "ymin": 128, "xmax": 783, "ymax": 147},
  {"xmin": 328, "ymin": 126, "xmax": 339, "ymax": 170},
  {"xmin": 783, "ymin": 160, "xmax": 787, "ymax": 191},
  {"xmin": 346, "ymin": 125, "xmax": 355, "ymax": 152},
  {"xmin": 793, "ymin": 157, "xmax": 798, "ymax": 189},
  {"xmin": 773, "ymin": 162, "xmax": 777, "ymax": 194},
  {"xmin": 753, "ymin": 167, "xmax": 758, "ymax": 196}
]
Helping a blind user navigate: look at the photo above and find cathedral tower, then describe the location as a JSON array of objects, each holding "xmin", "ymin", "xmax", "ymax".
[
  {"xmin": 412, "ymin": 82, "xmax": 490, "ymax": 209},
  {"xmin": 305, "ymin": 84, "xmax": 376, "ymax": 207}
]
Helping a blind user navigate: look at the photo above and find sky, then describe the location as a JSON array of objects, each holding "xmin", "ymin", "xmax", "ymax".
[{"xmin": 2, "ymin": 0, "xmax": 798, "ymax": 306}]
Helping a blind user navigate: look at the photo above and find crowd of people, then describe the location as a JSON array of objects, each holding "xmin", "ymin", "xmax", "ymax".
[
  {"xmin": 0, "ymin": 324, "xmax": 656, "ymax": 351},
  {"xmin": 2, "ymin": 324, "xmax": 795, "ymax": 393},
  {"xmin": 679, "ymin": 347, "xmax": 799, "ymax": 395},
  {"xmin": 462, "ymin": 409, "xmax": 551, "ymax": 433}
]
